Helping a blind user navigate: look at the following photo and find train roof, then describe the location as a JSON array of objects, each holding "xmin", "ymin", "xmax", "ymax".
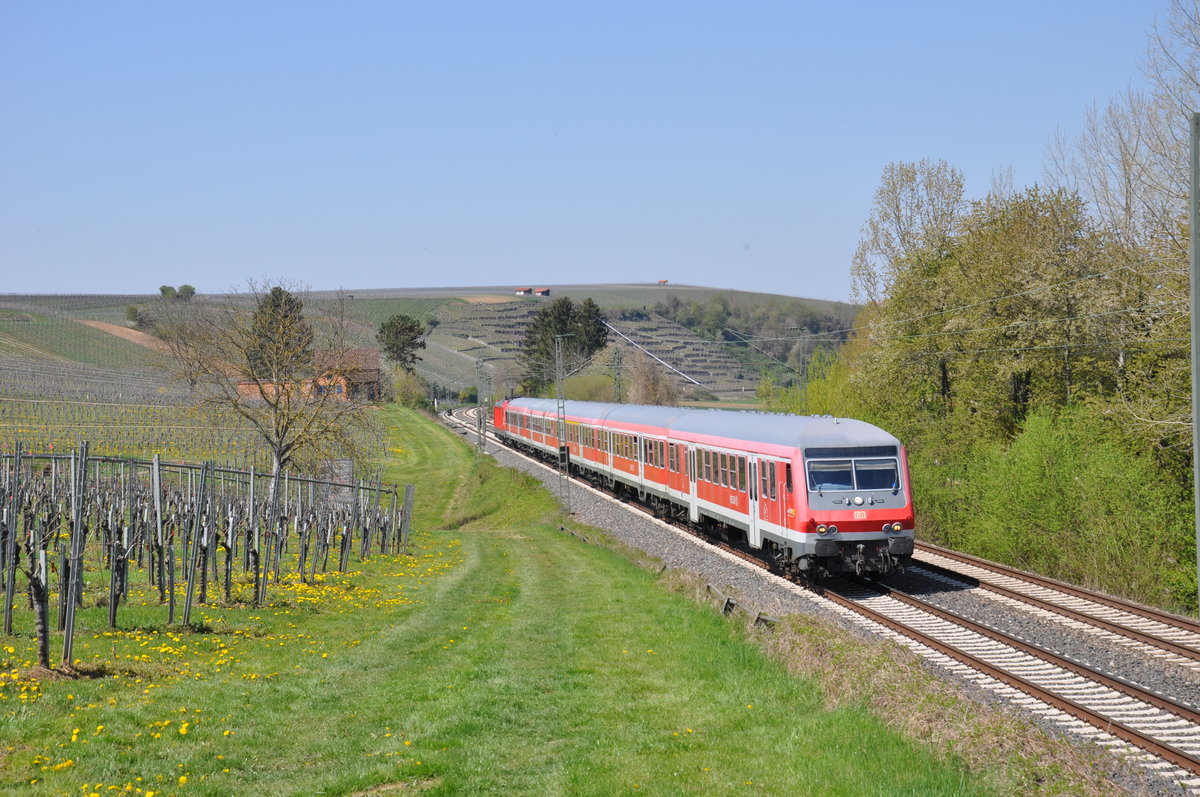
[{"xmin": 502, "ymin": 398, "xmax": 901, "ymax": 452}]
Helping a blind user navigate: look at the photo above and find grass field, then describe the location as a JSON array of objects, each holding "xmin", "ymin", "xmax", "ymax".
[{"xmin": 0, "ymin": 406, "xmax": 1124, "ymax": 796}]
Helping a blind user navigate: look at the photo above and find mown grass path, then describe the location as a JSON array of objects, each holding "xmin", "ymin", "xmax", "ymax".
[{"xmin": 0, "ymin": 407, "xmax": 979, "ymax": 796}]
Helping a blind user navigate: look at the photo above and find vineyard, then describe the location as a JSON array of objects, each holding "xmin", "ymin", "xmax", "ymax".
[
  {"xmin": 0, "ymin": 397, "xmax": 272, "ymax": 465},
  {"xmin": 0, "ymin": 443, "xmax": 412, "ymax": 674}
]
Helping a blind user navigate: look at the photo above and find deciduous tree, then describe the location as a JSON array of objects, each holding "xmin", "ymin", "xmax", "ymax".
[
  {"xmin": 153, "ymin": 281, "xmax": 378, "ymax": 482},
  {"xmin": 627, "ymin": 350, "xmax": 679, "ymax": 406},
  {"xmin": 850, "ymin": 159, "xmax": 966, "ymax": 304}
]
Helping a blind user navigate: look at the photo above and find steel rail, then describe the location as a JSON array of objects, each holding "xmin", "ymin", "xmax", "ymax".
[
  {"xmin": 910, "ymin": 557, "xmax": 1200, "ymax": 663},
  {"xmin": 916, "ymin": 541, "xmax": 1200, "ymax": 635}
]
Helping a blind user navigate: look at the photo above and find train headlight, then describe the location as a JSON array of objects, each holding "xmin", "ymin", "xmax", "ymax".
[
  {"xmin": 816, "ymin": 524, "xmax": 827, "ymax": 535},
  {"xmin": 827, "ymin": 524, "xmax": 838, "ymax": 535},
  {"xmin": 890, "ymin": 523, "xmax": 903, "ymax": 533},
  {"xmin": 852, "ymin": 496, "xmax": 864, "ymax": 505}
]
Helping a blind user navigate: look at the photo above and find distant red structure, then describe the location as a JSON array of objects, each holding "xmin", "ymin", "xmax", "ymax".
[{"xmin": 236, "ymin": 348, "xmax": 383, "ymax": 402}]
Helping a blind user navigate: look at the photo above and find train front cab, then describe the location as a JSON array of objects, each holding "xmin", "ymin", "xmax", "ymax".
[{"xmin": 793, "ymin": 444, "xmax": 915, "ymax": 578}]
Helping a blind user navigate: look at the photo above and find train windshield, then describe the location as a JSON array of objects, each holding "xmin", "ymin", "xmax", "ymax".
[
  {"xmin": 854, "ymin": 458, "xmax": 899, "ymax": 490},
  {"xmin": 806, "ymin": 456, "xmax": 900, "ymax": 492},
  {"xmin": 807, "ymin": 460, "xmax": 853, "ymax": 491}
]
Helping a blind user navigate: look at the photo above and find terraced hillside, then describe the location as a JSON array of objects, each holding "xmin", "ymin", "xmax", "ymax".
[{"xmin": 430, "ymin": 299, "xmax": 755, "ymax": 398}]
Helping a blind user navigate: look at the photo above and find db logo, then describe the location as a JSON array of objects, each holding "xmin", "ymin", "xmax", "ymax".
[{"xmin": 853, "ymin": 510, "xmax": 867, "ymax": 519}]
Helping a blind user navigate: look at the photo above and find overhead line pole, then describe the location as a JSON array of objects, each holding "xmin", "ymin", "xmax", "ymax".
[
  {"xmin": 1191, "ymin": 111, "xmax": 1200, "ymax": 619},
  {"xmin": 554, "ymin": 334, "xmax": 572, "ymax": 514}
]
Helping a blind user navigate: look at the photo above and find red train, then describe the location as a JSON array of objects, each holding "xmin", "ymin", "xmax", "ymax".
[{"xmin": 493, "ymin": 398, "xmax": 915, "ymax": 579}]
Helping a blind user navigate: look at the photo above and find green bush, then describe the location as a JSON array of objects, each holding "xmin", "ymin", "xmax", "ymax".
[{"xmin": 946, "ymin": 406, "xmax": 1195, "ymax": 611}]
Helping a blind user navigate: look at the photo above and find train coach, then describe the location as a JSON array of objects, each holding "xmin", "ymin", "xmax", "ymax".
[{"xmin": 493, "ymin": 398, "xmax": 915, "ymax": 580}]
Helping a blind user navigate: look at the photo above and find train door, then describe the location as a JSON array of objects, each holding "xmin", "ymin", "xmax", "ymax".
[
  {"xmin": 757, "ymin": 458, "xmax": 783, "ymax": 528},
  {"xmin": 686, "ymin": 445, "xmax": 699, "ymax": 523},
  {"xmin": 746, "ymin": 460, "xmax": 760, "ymax": 546}
]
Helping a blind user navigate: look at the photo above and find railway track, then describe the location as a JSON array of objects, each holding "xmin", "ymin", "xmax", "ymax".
[
  {"xmin": 443, "ymin": 407, "xmax": 1200, "ymax": 789},
  {"xmin": 912, "ymin": 542, "xmax": 1200, "ymax": 670}
]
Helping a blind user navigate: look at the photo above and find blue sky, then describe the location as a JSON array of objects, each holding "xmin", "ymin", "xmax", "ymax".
[{"xmin": 1, "ymin": 1, "xmax": 1164, "ymax": 301}]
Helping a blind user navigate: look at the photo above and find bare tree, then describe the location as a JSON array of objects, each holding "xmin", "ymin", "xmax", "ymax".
[
  {"xmin": 627, "ymin": 350, "xmax": 680, "ymax": 406},
  {"xmin": 1046, "ymin": 0, "xmax": 1200, "ymax": 259},
  {"xmin": 1045, "ymin": 89, "xmax": 1183, "ymax": 255},
  {"xmin": 850, "ymin": 159, "xmax": 967, "ymax": 304},
  {"xmin": 152, "ymin": 281, "xmax": 379, "ymax": 481}
]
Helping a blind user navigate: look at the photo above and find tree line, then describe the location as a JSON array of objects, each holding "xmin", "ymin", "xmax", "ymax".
[{"xmin": 764, "ymin": 1, "xmax": 1200, "ymax": 612}]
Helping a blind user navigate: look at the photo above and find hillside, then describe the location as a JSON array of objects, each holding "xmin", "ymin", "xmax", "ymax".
[{"xmin": 0, "ymin": 284, "xmax": 856, "ymax": 400}]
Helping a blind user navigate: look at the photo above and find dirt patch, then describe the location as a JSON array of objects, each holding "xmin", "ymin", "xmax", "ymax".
[
  {"xmin": 26, "ymin": 663, "xmax": 111, "ymax": 681},
  {"xmin": 78, "ymin": 320, "xmax": 170, "ymax": 353},
  {"xmin": 352, "ymin": 778, "xmax": 441, "ymax": 795},
  {"xmin": 463, "ymin": 295, "xmax": 519, "ymax": 304}
]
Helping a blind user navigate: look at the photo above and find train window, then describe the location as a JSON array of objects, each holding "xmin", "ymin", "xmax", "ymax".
[
  {"xmin": 855, "ymin": 459, "xmax": 900, "ymax": 491},
  {"xmin": 759, "ymin": 460, "xmax": 768, "ymax": 496},
  {"xmin": 807, "ymin": 460, "xmax": 853, "ymax": 492},
  {"xmin": 703, "ymin": 450, "xmax": 711, "ymax": 482},
  {"xmin": 720, "ymin": 454, "xmax": 729, "ymax": 487},
  {"xmin": 768, "ymin": 462, "xmax": 777, "ymax": 500},
  {"xmin": 738, "ymin": 457, "xmax": 746, "ymax": 491},
  {"xmin": 785, "ymin": 464, "xmax": 793, "ymax": 492},
  {"xmin": 669, "ymin": 444, "xmax": 677, "ymax": 473}
]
